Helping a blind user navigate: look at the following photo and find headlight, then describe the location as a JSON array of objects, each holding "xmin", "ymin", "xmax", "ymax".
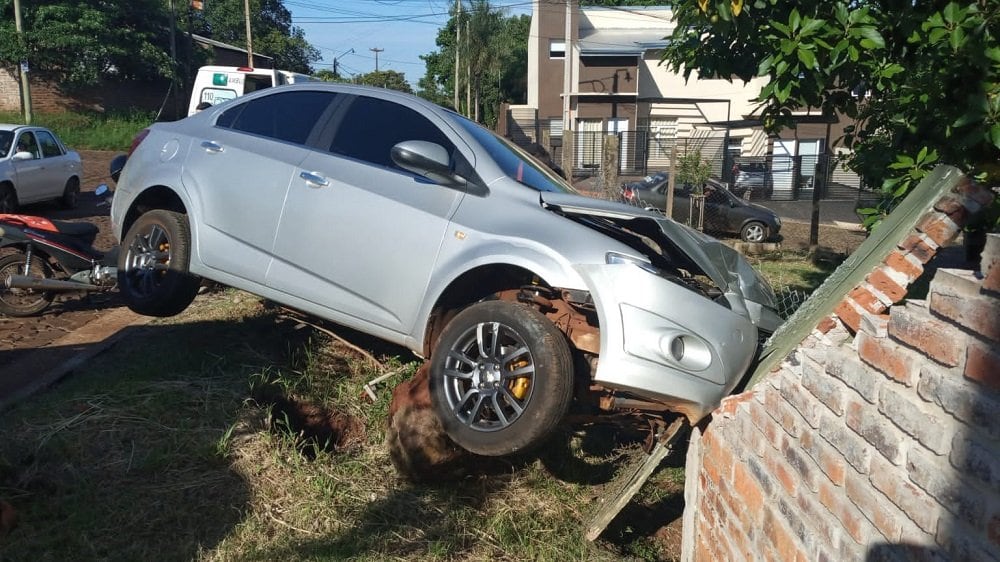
[{"xmin": 606, "ymin": 251, "xmax": 659, "ymax": 275}]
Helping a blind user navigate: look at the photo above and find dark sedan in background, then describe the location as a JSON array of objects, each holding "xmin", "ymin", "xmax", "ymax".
[{"xmin": 621, "ymin": 173, "xmax": 781, "ymax": 242}]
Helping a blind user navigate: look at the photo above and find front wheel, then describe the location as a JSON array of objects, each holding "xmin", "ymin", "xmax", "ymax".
[
  {"xmin": 429, "ymin": 300, "xmax": 574, "ymax": 456},
  {"xmin": 0, "ymin": 253, "xmax": 56, "ymax": 316},
  {"xmin": 740, "ymin": 221, "xmax": 768, "ymax": 243},
  {"xmin": 118, "ymin": 210, "xmax": 200, "ymax": 317}
]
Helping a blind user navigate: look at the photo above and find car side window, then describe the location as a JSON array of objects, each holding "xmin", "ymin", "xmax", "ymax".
[
  {"xmin": 330, "ymin": 96, "xmax": 454, "ymax": 169},
  {"xmin": 217, "ymin": 91, "xmax": 338, "ymax": 145},
  {"xmin": 36, "ymin": 131, "xmax": 64, "ymax": 158},
  {"xmin": 15, "ymin": 132, "xmax": 38, "ymax": 159}
]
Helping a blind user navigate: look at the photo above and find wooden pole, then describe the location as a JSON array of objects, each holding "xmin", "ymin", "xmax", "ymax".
[
  {"xmin": 12, "ymin": 0, "xmax": 32, "ymax": 124},
  {"xmin": 244, "ymin": 0, "xmax": 254, "ymax": 67}
]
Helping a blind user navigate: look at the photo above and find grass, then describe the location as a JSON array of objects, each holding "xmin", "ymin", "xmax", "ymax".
[
  {"xmin": 0, "ymin": 110, "xmax": 155, "ymax": 151},
  {"xmin": 0, "ymin": 288, "xmax": 686, "ymax": 561}
]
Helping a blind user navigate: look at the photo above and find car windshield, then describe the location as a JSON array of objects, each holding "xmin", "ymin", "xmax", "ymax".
[
  {"xmin": 452, "ymin": 116, "xmax": 577, "ymax": 194},
  {"xmin": 0, "ymin": 131, "xmax": 12, "ymax": 158}
]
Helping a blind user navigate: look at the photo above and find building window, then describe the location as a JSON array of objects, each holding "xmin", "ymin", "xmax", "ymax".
[
  {"xmin": 648, "ymin": 119, "xmax": 677, "ymax": 161},
  {"xmin": 549, "ymin": 40, "xmax": 565, "ymax": 59}
]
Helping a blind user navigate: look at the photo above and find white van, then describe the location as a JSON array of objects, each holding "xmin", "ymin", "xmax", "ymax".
[{"xmin": 187, "ymin": 65, "xmax": 316, "ymax": 116}]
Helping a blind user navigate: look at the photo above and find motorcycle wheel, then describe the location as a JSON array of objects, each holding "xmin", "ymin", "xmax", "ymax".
[
  {"xmin": 118, "ymin": 210, "xmax": 200, "ymax": 317},
  {"xmin": 429, "ymin": 300, "xmax": 574, "ymax": 456},
  {"xmin": 0, "ymin": 253, "xmax": 56, "ymax": 317}
]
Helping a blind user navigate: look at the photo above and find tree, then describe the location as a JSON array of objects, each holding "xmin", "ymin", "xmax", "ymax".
[
  {"xmin": 355, "ymin": 70, "xmax": 413, "ymax": 94},
  {"xmin": 0, "ymin": 0, "xmax": 175, "ymax": 87},
  {"xmin": 195, "ymin": 0, "xmax": 319, "ymax": 73},
  {"xmin": 662, "ymin": 0, "xmax": 999, "ymax": 228},
  {"xmin": 418, "ymin": 2, "xmax": 529, "ymax": 127}
]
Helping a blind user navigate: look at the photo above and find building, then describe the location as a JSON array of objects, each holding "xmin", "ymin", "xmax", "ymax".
[{"xmin": 510, "ymin": 1, "xmax": 862, "ymax": 199}]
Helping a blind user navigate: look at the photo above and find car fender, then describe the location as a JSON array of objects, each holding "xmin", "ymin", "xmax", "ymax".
[{"xmin": 407, "ymin": 238, "xmax": 589, "ymax": 350}]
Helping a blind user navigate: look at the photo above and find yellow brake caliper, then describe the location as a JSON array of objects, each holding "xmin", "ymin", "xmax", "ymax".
[{"xmin": 507, "ymin": 359, "xmax": 531, "ymax": 400}]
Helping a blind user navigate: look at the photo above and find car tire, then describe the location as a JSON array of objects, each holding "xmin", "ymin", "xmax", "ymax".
[
  {"xmin": 60, "ymin": 177, "xmax": 80, "ymax": 209},
  {"xmin": 0, "ymin": 253, "xmax": 56, "ymax": 316},
  {"xmin": 0, "ymin": 184, "xmax": 17, "ymax": 214},
  {"xmin": 740, "ymin": 221, "xmax": 768, "ymax": 243},
  {"xmin": 118, "ymin": 210, "xmax": 201, "ymax": 317},
  {"xmin": 429, "ymin": 300, "xmax": 574, "ymax": 456}
]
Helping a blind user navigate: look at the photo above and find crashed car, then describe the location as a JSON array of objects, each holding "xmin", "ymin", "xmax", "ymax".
[{"xmin": 111, "ymin": 84, "xmax": 782, "ymax": 456}]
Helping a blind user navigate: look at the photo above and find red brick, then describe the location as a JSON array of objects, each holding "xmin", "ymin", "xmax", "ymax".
[
  {"xmin": 816, "ymin": 316, "xmax": 839, "ymax": 334},
  {"xmin": 764, "ymin": 506, "xmax": 806, "ymax": 562},
  {"xmin": 884, "ymin": 250, "xmax": 925, "ymax": 283},
  {"xmin": 951, "ymin": 176, "xmax": 996, "ymax": 208},
  {"xmin": 870, "ymin": 454, "xmax": 940, "ymax": 534},
  {"xmin": 933, "ymin": 193, "xmax": 970, "ymax": 216},
  {"xmin": 846, "ymin": 398, "xmax": 907, "ymax": 465},
  {"xmin": 764, "ymin": 446, "xmax": 801, "ymax": 498},
  {"xmin": 929, "ymin": 291, "xmax": 1000, "ymax": 343},
  {"xmin": 898, "ymin": 233, "xmax": 939, "ymax": 263},
  {"xmin": 801, "ymin": 430, "xmax": 847, "ymax": 486},
  {"xmin": 965, "ymin": 342, "xmax": 1000, "ymax": 391},
  {"xmin": 844, "ymin": 471, "xmax": 902, "ymax": 541},
  {"xmin": 694, "ymin": 537, "xmax": 712, "ymax": 562},
  {"xmin": 767, "ymin": 387, "xmax": 805, "ymax": 437},
  {"xmin": 857, "ymin": 332, "xmax": 919, "ymax": 386},
  {"xmin": 985, "ymin": 265, "xmax": 1000, "ymax": 294},
  {"xmin": 702, "ymin": 430, "xmax": 735, "ymax": 485},
  {"xmin": 888, "ymin": 303, "xmax": 964, "ymax": 367},
  {"xmin": 818, "ymin": 479, "xmax": 869, "ymax": 543},
  {"xmin": 750, "ymin": 399, "xmax": 783, "ymax": 451},
  {"xmin": 834, "ymin": 299, "xmax": 863, "ymax": 334},
  {"xmin": 849, "ymin": 286, "xmax": 883, "ymax": 314},
  {"xmin": 868, "ymin": 267, "xmax": 909, "ymax": 303},
  {"xmin": 733, "ymin": 458, "xmax": 765, "ymax": 513},
  {"xmin": 717, "ymin": 391, "xmax": 753, "ymax": 417},
  {"xmin": 916, "ymin": 212, "xmax": 961, "ymax": 247}
]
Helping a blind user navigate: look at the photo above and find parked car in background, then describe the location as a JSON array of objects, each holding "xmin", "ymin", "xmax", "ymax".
[
  {"xmin": 622, "ymin": 173, "xmax": 781, "ymax": 242},
  {"xmin": 111, "ymin": 83, "xmax": 783, "ymax": 458},
  {"xmin": 732, "ymin": 162, "xmax": 771, "ymax": 199},
  {"xmin": 0, "ymin": 125, "xmax": 82, "ymax": 213}
]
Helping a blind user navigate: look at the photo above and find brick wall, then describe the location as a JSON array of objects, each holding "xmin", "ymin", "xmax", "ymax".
[
  {"xmin": 1, "ymin": 67, "xmax": 170, "ymax": 115},
  {"xmin": 683, "ymin": 182, "xmax": 1000, "ymax": 561}
]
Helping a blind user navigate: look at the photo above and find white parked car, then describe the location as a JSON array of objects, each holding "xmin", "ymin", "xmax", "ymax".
[{"xmin": 0, "ymin": 124, "xmax": 83, "ymax": 213}]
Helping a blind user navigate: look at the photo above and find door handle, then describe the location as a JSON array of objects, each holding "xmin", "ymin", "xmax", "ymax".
[
  {"xmin": 299, "ymin": 171, "xmax": 329, "ymax": 188},
  {"xmin": 200, "ymin": 140, "xmax": 223, "ymax": 153}
]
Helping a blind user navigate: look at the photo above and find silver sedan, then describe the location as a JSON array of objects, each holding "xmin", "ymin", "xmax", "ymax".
[
  {"xmin": 111, "ymin": 83, "xmax": 782, "ymax": 456},
  {"xmin": 0, "ymin": 125, "xmax": 82, "ymax": 212}
]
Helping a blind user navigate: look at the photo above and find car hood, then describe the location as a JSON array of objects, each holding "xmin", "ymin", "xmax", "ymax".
[{"xmin": 539, "ymin": 192, "xmax": 779, "ymax": 318}]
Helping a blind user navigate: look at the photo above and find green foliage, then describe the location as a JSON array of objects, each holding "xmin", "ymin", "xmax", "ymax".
[
  {"xmin": 663, "ymin": 0, "xmax": 1000, "ymax": 230},
  {"xmin": 0, "ymin": 0, "xmax": 174, "ymax": 87},
  {"xmin": 193, "ymin": 0, "xmax": 320, "ymax": 73},
  {"xmin": 677, "ymin": 149, "xmax": 713, "ymax": 189},
  {"xmin": 354, "ymin": 70, "xmax": 413, "ymax": 94},
  {"xmin": 418, "ymin": 1, "xmax": 529, "ymax": 125}
]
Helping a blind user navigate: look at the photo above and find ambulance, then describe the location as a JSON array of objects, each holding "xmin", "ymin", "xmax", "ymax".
[{"xmin": 187, "ymin": 65, "xmax": 316, "ymax": 116}]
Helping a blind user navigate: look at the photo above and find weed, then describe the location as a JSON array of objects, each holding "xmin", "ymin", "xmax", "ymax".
[{"xmin": 0, "ymin": 110, "xmax": 154, "ymax": 150}]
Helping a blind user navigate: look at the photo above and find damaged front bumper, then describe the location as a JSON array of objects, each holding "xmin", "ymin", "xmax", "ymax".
[{"xmin": 576, "ymin": 262, "xmax": 760, "ymax": 423}]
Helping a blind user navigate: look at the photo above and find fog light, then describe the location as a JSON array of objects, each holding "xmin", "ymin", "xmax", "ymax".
[
  {"xmin": 669, "ymin": 336, "xmax": 685, "ymax": 361},
  {"xmin": 658, "ymin": 333, "xmax": 712, "ymax": 371}
]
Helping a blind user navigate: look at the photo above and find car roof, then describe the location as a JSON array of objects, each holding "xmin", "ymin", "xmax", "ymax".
[{"xmin": 0, "ymin": 124, "xmax": 45, "ymax": 133}]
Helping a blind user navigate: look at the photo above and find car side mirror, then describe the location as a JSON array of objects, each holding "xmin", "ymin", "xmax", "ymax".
[
  {"xmin": 12, "ymin": 151, "xmax": 33, "ymax": 161},
  {"xmin": 391, "ymin": 140, "xmax": 467, "ymax": 189}
]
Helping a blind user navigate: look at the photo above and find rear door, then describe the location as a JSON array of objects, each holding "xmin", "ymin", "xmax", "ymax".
[
  {"xmin": 182, "ymin": 90, "xmax": 340, "ymax": 283},
  {"xmin": 35, "ymin": 130, "xmax": 75, "ymax": 199},
  {"xmin": 10, "ymin": 132, "xmax": 46, "ymax": 203},
  {"xmin": 267, "ymin": 94, "xmax": 467, "ymax": 334}
]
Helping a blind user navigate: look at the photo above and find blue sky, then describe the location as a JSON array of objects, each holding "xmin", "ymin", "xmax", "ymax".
[{"xmin": 285, "ymin": 0, "xmax": 532, "ymax": 84}]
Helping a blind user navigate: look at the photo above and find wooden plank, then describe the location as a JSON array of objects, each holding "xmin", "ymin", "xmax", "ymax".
[
  {"xmin": 584, "ymin": 418, "xmax": 685, "ymax": 541},
  {"xmin": 746, "ymin": 165, "xmax": 966, "ymax": 389}
]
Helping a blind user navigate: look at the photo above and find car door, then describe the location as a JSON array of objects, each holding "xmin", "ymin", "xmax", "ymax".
[
  {"xmin": 35, "ymin": 130, "xmax": 75, "ymax": 199},
  {"xmin": 10, "ymin": 132, "xmax": 46, "ymax": 203},
  {"xmin": 267, "ymin": 94, "xmax": 466, "ymax": 334},
  {"xmin": 182, "ymin": 90, "xmax": 340, "ymax": 283}
]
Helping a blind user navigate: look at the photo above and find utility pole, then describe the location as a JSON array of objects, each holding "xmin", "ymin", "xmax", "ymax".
[
  {"xmin": 333, "ymin": 48, "xmax": 354, "ymax": 79},
  {"xmin": 465, "ymin": 20, "xmax": 471, "ymax": 118},
  {"xmin": 370, "ymin": 47, "xmax": 384, "ymax": 72},
  {"xmin": 12, "ymin": 0, "xmax": 32, "ymax": 124},
  {"xmin": 454, "ymin": 0, "xmax": 461, "ymax": 112},
  {"xmin": 244, "ymin": 0, "xmax": 254, "ymax": 67}
]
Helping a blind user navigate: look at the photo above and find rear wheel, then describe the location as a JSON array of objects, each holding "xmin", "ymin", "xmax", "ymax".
[
  {"xmin": 740, "ymin": 221, "xmax": 768, "ymax": 243},
  {"xmin": 0, "ymin": 185, "xmax": 17, "ymax": 214},
  {"xmin": 118, "ymin": 210, "xmax": 200, "ymax": 317},
  {"xmin": 0, "ymin": 253, "xmax": 55, "ymax": 316},
  {"xmin": 60, "ymin": 177, "xmax": 80, "ymax": 209},
  {"xmin": 429, "ymin": 300, "xmax": 574, "ymax": 456}
]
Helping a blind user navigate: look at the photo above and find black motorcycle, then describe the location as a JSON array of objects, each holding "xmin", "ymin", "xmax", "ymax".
[{"xmin": 0, "ymin": 155, "xmax": 125, "ymax": 316}]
